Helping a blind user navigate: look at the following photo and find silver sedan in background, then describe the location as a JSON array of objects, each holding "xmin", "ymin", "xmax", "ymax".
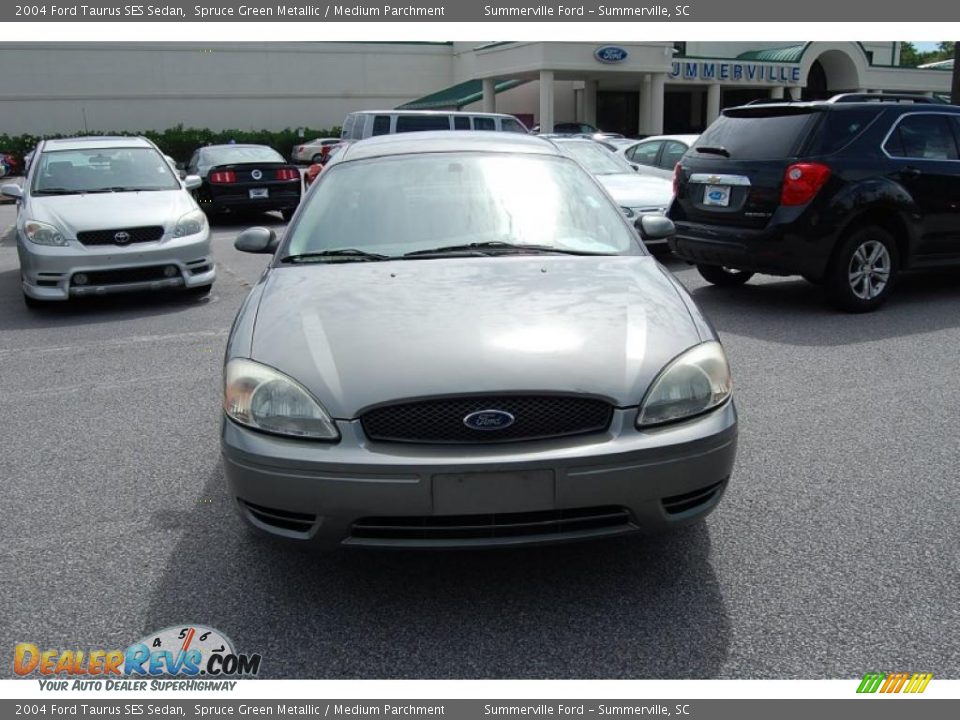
[
  {"xmin": 222, "ymin": 131, "xmax": 737, "ymax": 549},
  {"xmin": 1, "ymin": 136, "xmax": 215, "ymax": 307}
]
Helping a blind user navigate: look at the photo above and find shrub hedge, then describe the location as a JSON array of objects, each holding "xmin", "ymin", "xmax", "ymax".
[{"xmin": 0, "ymin": 124, "xmax": 343, "ymax": 166}]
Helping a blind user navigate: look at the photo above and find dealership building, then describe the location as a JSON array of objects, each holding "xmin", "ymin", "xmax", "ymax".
[{"xmin": 0, "ymin": 41, "xmax": 952, "ymax": 137}]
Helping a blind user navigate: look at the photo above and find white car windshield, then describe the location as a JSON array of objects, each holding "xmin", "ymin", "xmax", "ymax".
[
  {"xmin": 32, "ymin": 147, "xmax": 180, "ymax": 194},
  {"xmin": 284, "ymin": 153, "xmax": 640, "ymax": 259},
  {"xmin": 557, "ymin": 141, "xmax": 635, "ymax": 175}
]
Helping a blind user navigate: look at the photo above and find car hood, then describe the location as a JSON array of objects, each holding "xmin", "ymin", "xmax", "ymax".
[
  {"xmin": 249, "ymin": 256, "xmax": 703, "ymax": 418},
  {"xmin": 597, "ymin": 173, "xmax": 674, "ymax": 210},
  {"xmin": 26, "ymin": 190, "xmax": 196, "ymax": 237}
]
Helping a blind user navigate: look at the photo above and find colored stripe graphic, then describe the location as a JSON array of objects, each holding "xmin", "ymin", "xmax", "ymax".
[{"xmin": 857, "ymin": 672, "xmax": 932, "ymax": 694}]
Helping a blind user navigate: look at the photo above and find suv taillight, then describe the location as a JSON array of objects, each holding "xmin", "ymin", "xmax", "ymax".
[
  {"xmin": 673, "ymin": 162, "xmax": 682, "ymax": 196},
  {"xmin": 276, "ymin": 168, "xmax": 299, "ymax": 181},
  {"xmin": 209, "ymin": 170, "xmax": 236, "ymax": 184},
  {"xmin": 781, "ymin": 163, "xmax": 831, "ymax": 206}
]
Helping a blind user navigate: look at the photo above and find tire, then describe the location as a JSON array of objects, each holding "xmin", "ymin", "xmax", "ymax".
[
  {"xmin": 825, "ymin": 226, "xmax": 898, "ymax": 313},
  {"xmin": 697, "ymin": 264, "xmax": 755, "ymax": 287},
  {"xmin": 281, "ymin": 208, "xmax": 296, "ymax": 222}
]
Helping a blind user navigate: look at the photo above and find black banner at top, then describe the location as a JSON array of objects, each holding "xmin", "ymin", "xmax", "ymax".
[{"xmin": 4, "ymin": 0, "xmax": 960, "ymax": 22}]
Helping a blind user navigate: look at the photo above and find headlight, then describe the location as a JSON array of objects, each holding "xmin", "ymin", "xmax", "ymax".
[
  {"xmin": 620, "ymin": 206, "xmax": 635, "ymax": 218},
  {"xmin": 637, "ymin": 341, "xmax": 732, "ymax": 427},
  {"xmin": 23, "ymin": 220, "xmax": 67, "ymax": 246},
  {"xmin": 173, "ymin": 209, "xmax": 207, "ymax": 238},
  {"xmin": 223, "ymin": 358, "xmax": 339, "ymax": 440}
]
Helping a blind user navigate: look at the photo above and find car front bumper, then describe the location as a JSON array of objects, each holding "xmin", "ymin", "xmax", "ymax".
[
  {"xmin": 17, "ymin": 230, "xmax": 215, "ymax": 301},
  {"xmin": 221, "ymin": 401, "xmax": 738, "ymax": 549}
]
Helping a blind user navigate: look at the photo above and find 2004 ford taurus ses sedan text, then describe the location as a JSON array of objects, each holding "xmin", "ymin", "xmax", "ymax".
[{"xmin": 222, "ymin": 132, "xmax": 737, "ymax": 548}]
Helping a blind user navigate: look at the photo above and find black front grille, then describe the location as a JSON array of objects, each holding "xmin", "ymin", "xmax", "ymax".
[
  {"xmin": 662, "ymin": 480, "xmax": 727, "ymax": 515},
  {"xmin": 352, "ymin": 506, "xmax": 632, "ymax": 542},
  {"xmin": 361, "ymin": 395, "xmax": 613, "ymax": 444},
  {"xmin": 77, "ymin": 226, "xmax": 164, "ymax": 246},
  {"xmin": 76, "ymin": 265, "xmax": 177, "ymax": 286}
]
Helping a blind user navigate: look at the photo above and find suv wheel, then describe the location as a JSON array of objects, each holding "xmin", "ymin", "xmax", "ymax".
[
  {"xmin": 826, "ymin": 226, "xmax": 898, "ymax": 312},
  {"xmin": 697, "ymin": 264, "xmax": 754, "ymax": 287}
]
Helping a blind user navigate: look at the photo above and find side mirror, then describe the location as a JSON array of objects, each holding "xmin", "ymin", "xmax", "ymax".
[
  {"xmin": 638, "ymin": 214, "xmax": 676, "ymax": 241},
  {"xmin": 1, "ymin": 184, "xmax": 23, "ymax": 199},
  {"xmin": 235, "ymin": 226, "xmax": 279, "ymax": 254},
  {"xmin": 183, "ymin": 175, "xmax": 202, "ymax": 190}
]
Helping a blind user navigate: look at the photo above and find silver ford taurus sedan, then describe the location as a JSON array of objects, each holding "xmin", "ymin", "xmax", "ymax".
[
  {"xmin": 1, "ymin": 136, "xmax": 215, "ymax": 307},
  {"xmin": 222, "ymin": 132, "xmax": 737, "ymax": 548}
]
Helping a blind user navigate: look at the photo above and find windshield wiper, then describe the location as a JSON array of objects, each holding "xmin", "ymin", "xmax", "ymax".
[
  {"xmin": 279, "ymin": 248, "xmax": 391, "ymax": 264},
  {"xmin": 404, "ymin": 241, "xmax": 612, "ymax": 258},
  {"xmin": 33, "ymin": 188, "xmax": 80, "ymax": 196},
  {"xmin": 694, "ymin": 145, "xmax": 731, "ymax": 157},
  {"xmin": 86, "ymin": 187, "xmax": 161, "ymax": 193}
]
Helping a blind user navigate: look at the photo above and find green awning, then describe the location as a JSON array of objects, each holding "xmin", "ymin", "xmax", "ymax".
[
  {"xmin": 398, "ymin": 79, "xmax": 528, "ymax": 110},
  {"xmin": 736, "ymin": 44, "xmax": 807, "ymax": 63}
]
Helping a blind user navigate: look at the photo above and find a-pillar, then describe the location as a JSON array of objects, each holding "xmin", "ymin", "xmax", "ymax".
[
  {"xmin": 706, "ymin": 83, "xmax": 721, "ymax": 125},
  {"xmin": 539, "ymin": 70, "xmax": 555, "ymax": 133},
  {"xmin": 481, "ymin": 78, "xmax": 495, "ymax": 113}
]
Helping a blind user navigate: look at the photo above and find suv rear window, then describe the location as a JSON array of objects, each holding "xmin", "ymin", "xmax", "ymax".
[{"xmin": 694, "ymin": 109, "xmax": 818, "ymax": 160}]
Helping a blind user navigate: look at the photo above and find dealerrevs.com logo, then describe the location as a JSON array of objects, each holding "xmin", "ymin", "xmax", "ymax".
[
  {"xmin": 15, "ymin": 625, "xmax": 261, "ymax": 691},
  {"xmin": 856, "ymin": 672, "xmax": 933, "ymax": 694}
]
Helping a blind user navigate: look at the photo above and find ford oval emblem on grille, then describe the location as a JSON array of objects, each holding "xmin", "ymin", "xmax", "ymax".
[
  {"xmin": 463, "ymin": 409, "xmax": 515, "ymax": 431},
  {"xmin": 251, "ymin": 169, "xmax": 262, "ymax": 180},
  {"xmin": 113, "ymin": 231, "xmax": 130, "ymax": 245}
]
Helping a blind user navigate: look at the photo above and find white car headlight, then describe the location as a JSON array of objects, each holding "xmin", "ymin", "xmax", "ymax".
[
  {"xmin": 224, "ymin": 358, "xmax": 339, "ymax": 440},
  {"xmin": 637, "ymin": 341, "xmax": 732, "ymax": 427},
  {"xmin": 23, "ymin": 220, "xmax": 67, "ymax": 246},
  {"xmin": 173, "ymin": 209, "xmax": 207, "ymax": 238}
]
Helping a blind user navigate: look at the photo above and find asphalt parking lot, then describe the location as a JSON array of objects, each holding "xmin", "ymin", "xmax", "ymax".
[{"xmin": 1, "ymin": 200, "xmax": 958, "ymax": 679}]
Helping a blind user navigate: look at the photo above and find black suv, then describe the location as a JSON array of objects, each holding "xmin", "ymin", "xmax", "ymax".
[{"xmin": 668, "ymin": 94, "xmax": 960, "ymax": 312}]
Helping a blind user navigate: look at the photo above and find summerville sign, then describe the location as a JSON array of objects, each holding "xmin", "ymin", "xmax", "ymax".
[{"xmin": 670, "ymin": 60, "xmax": 804, "ymax": 85}]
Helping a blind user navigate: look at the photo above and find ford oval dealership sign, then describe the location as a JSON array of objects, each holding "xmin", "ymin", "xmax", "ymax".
[{"xmin": 594, "ymin": 46, "xmax": 629, "ymax": 64}]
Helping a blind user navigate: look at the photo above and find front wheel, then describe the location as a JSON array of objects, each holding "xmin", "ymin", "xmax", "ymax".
[
  {"xmin": 697, "ymin": 264, "xmax": 755, "ymax": 287},
  {"xmin": 825, "ymin": 226, "xmax": 898, "ymax": 313}
]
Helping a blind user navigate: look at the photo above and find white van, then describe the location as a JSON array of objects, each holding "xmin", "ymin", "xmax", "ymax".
[{"xmin": 340, "ymin": 110, "xmax": 529, "ymax": 139}]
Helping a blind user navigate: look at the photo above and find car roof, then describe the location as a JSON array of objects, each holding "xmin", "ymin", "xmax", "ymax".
[
  {"xmin": 42, "ymin": 136, "xmax": 153, "ymax": 152},
  {"xmin": 202, "ymin": 144, "xmax": 278, "ymax": 151},
  {"xmin": 336, "ymin": 131, "xmax": 561, "ymax": 162},
  {"xmin": 348, "ymin": 109, "xmax": 518, "ymax": 119},
  {"xmin": 627, "ymin": 134, "xmax": 699, "ymax": 145}
]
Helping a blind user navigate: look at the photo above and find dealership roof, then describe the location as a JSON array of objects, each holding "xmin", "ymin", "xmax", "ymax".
[
  {"xmin": 398, "ymin": 78, "xmax": 529, "ymax": 110},
  {"xmin": 736, "ymin": 44, "xmax": 807, "ymax": 63}
]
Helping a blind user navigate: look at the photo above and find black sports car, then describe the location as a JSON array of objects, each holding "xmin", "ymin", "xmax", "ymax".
[{"xmin": 186, "ymin": 144, "xmax": 302, "ymax": 220}]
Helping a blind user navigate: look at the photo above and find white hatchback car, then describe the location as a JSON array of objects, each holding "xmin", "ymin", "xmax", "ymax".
[{"xmin": 1, "ymin": 136, "xmax": 215, "ymax": 308}]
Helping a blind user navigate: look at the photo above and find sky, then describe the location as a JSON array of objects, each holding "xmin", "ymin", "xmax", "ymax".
[{"xmin": 911, "ymin": 41, "xmax": 945, "ymax": 51}]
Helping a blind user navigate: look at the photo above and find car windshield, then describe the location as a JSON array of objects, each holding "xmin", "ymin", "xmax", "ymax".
[
  {"xmin": 284, "ymin": 152, "xmax": 640, "ymax": 259},
  {"xmin": 32, "ymin": 147, "xmax": 180, "ymax": 194},
  {"xmin": 556, "ymin": 141, "xmax": 634, "ymax": 175},
  {"xmin": 202, "ymin": 146, "xmax": 285, "ymax": 165}
]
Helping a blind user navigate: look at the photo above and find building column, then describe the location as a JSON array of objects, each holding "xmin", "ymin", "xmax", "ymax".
[
  {"xmin": 481, "ymin": 78, "xmax": 495, "ymax": 113},
  {"xmin": 649, "ymin": 73, "xmax": 666, "ymax": 135},
  {"xmin": 770, "ymin": 86, "xmax": 785, "ymax": 99},
  {"xmin": 706, "ymin": 83, "xmax": 721, "ymax": 125},
  {"xmin": 539, "ymin": 70, "xmax": 555, "ymax": 133},
  {"xmin": 639, "ymin": 74, "xmax": 652, "ymax": 135},
  {"xmin": 574, "ymin": 88, "xmax": 584, "ymax": 122},
  {"xmin": 583, "ymin": 79, "xmax": 598, "ymax": 128},
  {"xmin": 788, "ymin": 86, "xmax": 801, "ymax": 101}
]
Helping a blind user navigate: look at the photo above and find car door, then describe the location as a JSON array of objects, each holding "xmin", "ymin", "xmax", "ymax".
[
  {"xmin": 883, "ymin": 113, "xmax": 960, "ymax": 260},
  {"xmin": 626, "ymin": 140, "xmax": 662, "ymax": 168},
  {"xmin": 658, "ymin": 140, "xmax": 690, "ymax": 173}
]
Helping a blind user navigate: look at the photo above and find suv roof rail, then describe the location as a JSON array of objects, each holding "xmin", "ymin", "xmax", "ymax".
[
  {"xmin": 745, "ymin": 97, "xmax": 798, "ymax": 105},
  {"xmin": 827, "ymin": 93, "xmax": 943, "ymax": 104}
]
